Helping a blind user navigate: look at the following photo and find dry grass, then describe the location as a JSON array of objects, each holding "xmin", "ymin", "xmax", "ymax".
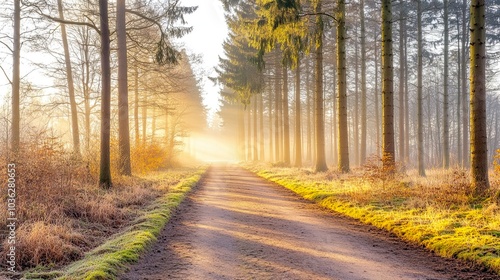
[{"xmin": 0, "ymin": 140, "xmax": 199, "ymax": 272}]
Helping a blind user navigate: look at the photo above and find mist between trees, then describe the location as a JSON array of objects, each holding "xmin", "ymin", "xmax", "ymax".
[
  {"xmin": 0, "ymin": 1, "xmax": 499, "ymax": 202},
  {"xmin": 214, "ymin": 0, "xmax": 500, "ymax": 195},
  {"xmin": 0, "ymin": 0, "xmax": 206, "ymax": 183}
]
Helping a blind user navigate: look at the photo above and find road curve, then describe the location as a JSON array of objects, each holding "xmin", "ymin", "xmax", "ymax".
[{"xmin": 122, "ymin": 164, "xmax": 499, "ymax": 280}]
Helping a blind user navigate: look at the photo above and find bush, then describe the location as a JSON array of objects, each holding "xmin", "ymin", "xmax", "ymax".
[
  {"xmin": 0, "ymin": 139, "xmax": 157, "ymax": 271},
  {"xmin": 85, "ymin": 140, "xmax": 170, "ymax": 176},
  {"xmin": 6, "ymin": 222, "xmax": 84, "ymax": 269},
  {"xmin": 131, "ymin": 142, "xmax": 169, "ymax": 174},
  {"xmin": 494, "ymin": 149, "xmax": 500, "ymax": 177}
]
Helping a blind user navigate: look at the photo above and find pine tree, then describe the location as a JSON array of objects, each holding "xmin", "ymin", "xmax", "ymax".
[
  {"xmin": 381, "ymin": 0, "xmax": 395, "ymax": 172},
  {"xmin": 99, "ymin": 0, "xmax": 112, "ymax": 189},
  {"xmin": 469, "ymin": 0, "xmax": 490, "ymax": 195},
  {"xmin": 337, "ymin": 0, "xmax": 349, "ymax": 173}
]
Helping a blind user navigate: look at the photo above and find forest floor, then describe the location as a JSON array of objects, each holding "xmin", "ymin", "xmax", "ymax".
[
  {"xmin": 122, "ymin": 164, "xmax": 499, "ymax": 280},
  {"xmin": 0, "ymin": 149, "xmax": 205, "ymax": 279}
]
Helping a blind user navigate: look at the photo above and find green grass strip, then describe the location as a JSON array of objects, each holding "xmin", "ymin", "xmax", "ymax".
[
  {"xmin": 250, "ymin": 167, "xmax": 500, "ymax": 276},
  {"xmin": 24, "ymin": 167, "xmax": 207, "ymax": 280}
]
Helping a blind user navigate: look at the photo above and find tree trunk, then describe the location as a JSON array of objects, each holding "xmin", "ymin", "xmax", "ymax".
[
  {"xmin": 84, "ymin": 87, "xmax": 91, "ymax": 152},
  {"xmin": 275, "ymin": 54, "xmax": 282, "ymax": 162},
  {"xmin": 375, "ymin": 31, "xmax": 380, "ymax": 158},
  {"xmin": 436, "ymin": 88, "xmax": 441, "ymax": 166},
  {"xmin": 469, "ymin": 0, "xmax": 490, "ymax": 194},
  {"xmin": 354, "ymin": 25, "xmax": 359, "ymax": 166},
  {"xmin": 382, "ymin": 0, "xmax": 395, "ymax": 171},
  {"xmin": 142, "ymin": 93, "xmax": 147, "ymax": 144},
  {"xmin": 457, "ymin": 13, "xmax": 462, "ymax": 165},
  {"xmin": 164, "ymin": 107, "xmax": 169, "ymax": 150},
  {"xmin": 247, "ymin": 104, "xmax": 251, "ymax": 161},
  {"xmin": 417, "ymin": 0, "xmax": 426, "ymax": 176},
  {"xmin": 253, "ymin": 95, "xmax": 258, "ymax": 161},
  {"xmin": 314, "ymin": 2, "xmax": 327, "ymax": 172},
  {"xmin": 398, "ymin": 0, "xmax": 405, "ymax": 165},
  {"xmin": 238, "ymin": 104, "xmax": 245, "ymax": 161},
  {"xmin": 11, "ymin": 0, "xmax": 20, "ymax": 154},
  {"xmin": 427, "ymin": 92, "xmax": 433, "ymax": 165},
  {"xmin": 58, "ymin": 0, "xmax": 81, "ymax": 157},
  {"xmin": 443, "ymin": 0, "xmax": 450, "ymax": 169},
  {"xmin": 99, "ymin": 0, "xmax": 112, "ymax": 188},
  {"xmin": 306, "ymin": 58, "xmax": 312, "ymax": 163},
  {"xmin": 331, "ymin": 27, "xmax": 338, "ymax": 165},
  {"xmin": 117, "ymin": 0, "xmax": 131, "ymax": 175},
  {"xmin": 152, "ymin": 106, "xmax": 156, "ymax": 141},
  {"xmin": 259, "ymin": 92, "xmax": 265, "ymax": 161},
  {"xmin": 462, "ymin": 0, "xmax": 469, "ymax": 168},
  {"xmin": 134, "ymin": 65, "xmax": 140, "ymax": 146},
  {"xmin": 82, "ymin": 27, "xmax": 91, "ymax": 152},
  {"xmin": 404, "ymin": 23, "xmax": 410, "ymax": 164},
  {"xmin": 294, "ymin": 59, "xmax": 302, "ymax": 167},
  {"xmin": 283, "ymin": 65, "xmax": 290, "ymax": 165},
  {"xmin": 268, "ymin": 82, "xmax": 274, "ymax": 161},
  {"xmin": 360, "ymin": 0, "xmax": 367, "ymax": 165},
  {"xmin": 336, "ymin": 0, "xmax": 349, "ymax": 173}
]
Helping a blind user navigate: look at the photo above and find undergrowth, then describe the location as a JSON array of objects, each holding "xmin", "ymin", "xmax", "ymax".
[
  {"xmin": 0, "ymin": 139, "xmax": 203, "ymax": 277},
  {"xmin": 247, "ymin": 161, "xmax": 500, "ymax": 276}
]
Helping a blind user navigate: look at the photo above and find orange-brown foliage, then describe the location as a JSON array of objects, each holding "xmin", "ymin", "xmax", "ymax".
[{"xmin": 0, "ymin": 139, "xmax": 160, "ymax": 269}]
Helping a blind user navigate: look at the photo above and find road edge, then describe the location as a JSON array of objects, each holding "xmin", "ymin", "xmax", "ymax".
[{"xmin": 246, "ymin": 166, "xmax": 500, "ymax": 278}]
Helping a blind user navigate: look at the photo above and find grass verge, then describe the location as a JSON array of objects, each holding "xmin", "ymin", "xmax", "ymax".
[
  {"xmin": 246, "ymin": 164, "xmax": 500, "ymax": 276},
  {"xmin": 23, "ymin": 167, "xmax": 207, "ymax": 280}
]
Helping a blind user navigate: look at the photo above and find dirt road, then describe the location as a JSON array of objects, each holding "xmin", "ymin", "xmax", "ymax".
[{"xmin": 122, "ymin": 165, "xmax": 499, "ymax": 280}]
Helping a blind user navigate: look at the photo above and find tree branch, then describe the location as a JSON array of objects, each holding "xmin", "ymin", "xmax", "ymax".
[
  {"xmin": 125, "ymin": 8, "xmax": 163, "ymax": 31},
  {"xmin": 0, "ymin": 65, "xmax": 12, "ymax": 84},
  {"xmin": 22, "ymin": 0, "xmax": 101, "ymax": 35},
  {"xmin": 299, "ymin": 12, "xmax": 337, "ymax": 22}
]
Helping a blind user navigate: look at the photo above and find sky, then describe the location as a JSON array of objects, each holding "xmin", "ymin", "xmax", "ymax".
[{"xmin": 177, "ymin": 0, "xmax": 228, "ymax": 124}]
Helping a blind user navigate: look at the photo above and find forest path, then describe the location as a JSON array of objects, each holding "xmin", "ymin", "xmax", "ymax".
[{"xmin": 122, "ymin": 164, "xmax": 498, "ymax": 280}]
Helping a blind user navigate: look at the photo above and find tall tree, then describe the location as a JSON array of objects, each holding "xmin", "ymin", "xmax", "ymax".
[
  {"xmin": 216, "ymin": 3, "xmax": 264, "ymax": 159},
  {"xmin": 259, "ymin": 91, "xmax": 264, "ymax": 161},
  {"xmin": 398, "ymin": 0, "xmax": 405, "ymax": 164},
  {"xmin": 404, "ymin": 22, "xmax": 409, "ymax": 164},
  {"xmin": 374, "ymin": 30, "xmax": 380, "ymax": 157},
  {"xmin": 381, "ymin": 0, "xmax": 395, "ymax": 171},
  {"xmin": 99, "ymin": 0, "xmax": 112, "ymax": 188},
  {"xmin": 268, "ymin": 77, "xmax": 274, "ymax": 161},
  {"xmin": 294, "ymin": 58, "xmax": 302, "ymax": 167},
  {"xmin": 239, "ymin": 103, "xmax": 245, "ymax": 160},
  {"xmin": 417, "ymin": 0, "xmax": 426, "ymax": 176},
  {"xmin": 253, "ymin": 94, "xmax": 258, "ymax": 160},
  {"xmin": 306, "ymin": 57, "xmax": 312, "ymax": 163},
  {"xmin": 314, "ymin": 1, "xmax": 327, "ymax": 172},
  {"xmin": 11, "ymin": 0, "xmax": 21, "ymax": 154},
  {"xmin": 360, "ymin": 0, "xmax": 367, "ymax": 165},
  {"xmin": 134, "ymin": 65, "xmax": 140, "ymax": 146},
  {"xmin": 443, "ymin": 0, "xmax": 450, "ymax": 169},
  {"xmin": 353, "ymin": 25, "xmax": 359, "ymax": 166},
  {"xmin": 456, "ymin": 13, "xmax": 462, "ymax": 165},
  {"xmin": 275, "ymin": 54, "xmax": 282, "ymax": 162},
  {"xmin": 337, "ymin": 0, "xmax": 349, "ymax": 173},
  {"xmin": 117, "ymin": 0, "xmax": 131, "ymax": 175},
  {"xmin": 461, "ymin": 0, "xmax": 468, "ymax": 168},
  {"xmin": 57, "ymin": 0, "xmax": 81, "ymax": 157},
  {"xmin": 283, "ymin": 65, "xmax": 291, "ymax": 165},
  {"xmin": 469, "ymin": 0, "xmax": 489, "ymax": 194}
]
